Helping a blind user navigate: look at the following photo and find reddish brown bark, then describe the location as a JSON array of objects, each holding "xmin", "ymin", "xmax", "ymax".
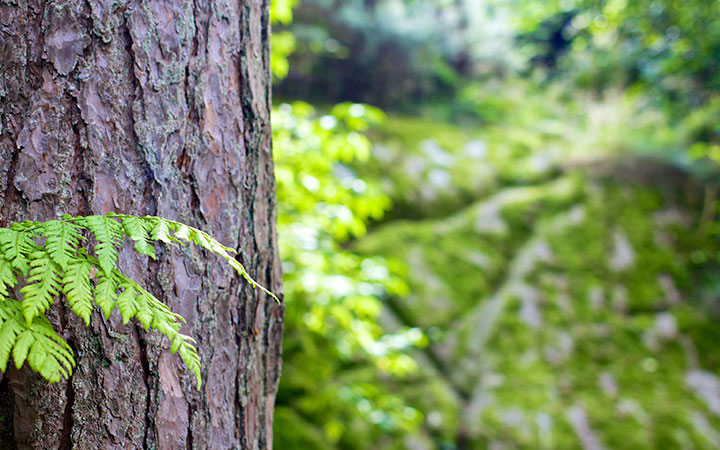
[{"xmin": 0, "ymin": 0, "xmax": 283, "ymax": 448}]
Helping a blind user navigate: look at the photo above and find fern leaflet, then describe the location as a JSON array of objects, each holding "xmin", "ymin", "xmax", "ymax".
[
  {"xmin": 43, "ymin": 220, "xmax": 83, "ymax": 270},
  {"xmin": 94, "ymin": 273, "xmax": 117, "ymax": 319},
  {"xmin": 19, "ymin": 250, "xmax": 62, "ymax": 325},
  {"xmin": 61, "ymin": 259, "xmax": 94, "ymax": 325},
  {"xmin": 0, "ymin": 257, "xmax": 17, "ymax": 298},
  {"xmin": 0, "ymin": 228, "xmax": 35, "ymax": 277},
  {"xmin": 119, "ymin": 215, "xmax": 156, "ymax": 259},
  {"xmin": 84, "ymin": 215, "xmax": 123, "ymax": 276},
  {"xmin": 0, "ymin": 298, "xmax": 74, "ymax": 382}
]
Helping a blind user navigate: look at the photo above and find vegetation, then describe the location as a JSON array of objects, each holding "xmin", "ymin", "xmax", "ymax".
[
  {"xmin": 271, "ymin": 0, "xmax": 720, "ymax": 448},
  {"xmin": 0, "ymin": 214, "xmax": 274, "ymax": 388}
]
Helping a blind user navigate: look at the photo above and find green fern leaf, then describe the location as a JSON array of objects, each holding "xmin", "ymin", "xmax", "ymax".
[
  {"xmin": 172, "ymin": 222, "xmax": 194, "ymax": 243},
  {"xmin": 19, "ymin": 250, "xmax": 61, "ymax": 324},
  {"xmin": 0, "ymin": 298, "xmax": 74, "ymax": 382},
  {"xmin": 12, "ymin": 329, "xmax": 34, "ymax": 371},
  {"xmin": 111, "ymin": 269, "xmax": 200, "ymax": 385},
  {"xmin": 0, "ymin": 228, "xmax": 35, "ymax": 277},
  {"xmin": 0, "ymin": 301, "xmax": 23, "ymax": 372},
  {"xmin": 147, "ymin": 217, "xmax": 177, "ymax": 245},
  {"xmin": 156, "ymin": 218, "xmax": 278, "ymax": 302},
  {"xmin": 0, "ymin": 213, "xmax": 279, "ymax": 388},
  {"xmin": 171, "ymin": 222, "xmax": 234, "ymax": 254},
  {"xmin": 175, "ymin": 335, "xmax": 202, "ymax": 387},
  {"xmin": 0, "ymin": 258, "xmax": 17, "ymax": 297},
  {"xmin": 61, "ymin": 259, "xmax": 94, "ymax": 325},
  {"xmin": 26, "ymin": 320, "xmax": 75, "ymax": 383},
  {"xmin": 226, "ymin": 256, "xmax": 278, "ymax": 302},
  {"xmin": 115, "ymin": 275, "xmax": 138, "ymax": 325},
  {"xmin": 42, "ymin": 220, "xmax": 83, "ymax": 270},
  {"xmin": 134, "ymin": 290, "xmax": 154, "ymax": 331},
  {"xmin": 120, "ymin": 216, "xmax": 156, "ymax": 259},
  {"xmin": 11, "ymin": 327, "xmax": 73, "ymax": 383},
  {"xmin": 84, "ymin": 215, "xmax": 123, "ymax": 276},
  {"xmin": 94, "ymin": 273, "xmax": 117, "ymax": 319}
]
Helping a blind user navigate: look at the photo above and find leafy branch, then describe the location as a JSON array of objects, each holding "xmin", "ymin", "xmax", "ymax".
[{"xmin": 0, "ymin": 213, "xmax": 277, "ymax": 388}]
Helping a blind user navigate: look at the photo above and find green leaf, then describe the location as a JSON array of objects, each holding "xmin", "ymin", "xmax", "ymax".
[
  {"xmin": 42, "ymin": 220, "xmax": 83, "ymax": 270},
  {"xmin": 147, "ymin": 217, "xmax": 177, "ymax": 245},
  {"xmin": 0, "ymin": 298, "xmax": 74, "ymax": 382},
  {"xmin": 0, "ymin": 302, "xmax": 22, "ymax": 372},
  {"xmin": 172, "ymin": 222, "xmax": 235, "ymax": 254},
  {"xmin": 110, "ymin": 269, "xmax": 200, "ymax": 385},
  {"xmin": 12, "ymin": 330, "xmax": 34, "ymax": 370},
  {"xmin": 0, "ymin": 213, "xmax": 278, "ymax": 389},
  {"xmin": 116, "ymin": 281, "xmax": 138, "ymax": 325},
  {"xmin": 62, "ymin": 259, "xmax": 94, "ymax": 325},
  {"xmin": 0, "ymin": 228, "xmax": 35, "ymax": 277},
  {"xmin": 19, "ymin": 250, "xmax": 61, "ymax": 324},
  {"xmin": 120, "ymin": 216, "xmax": 156, "ymax": 259},
  {"xmin": 0, "ymin": 258, "xmax": 17, "ymax": 297},
  {"xmin": 134, "ymin": 290, "xmax": 154, "ymax": 331},
  {"xmin": 176, "ymin": 335, "xmax": 202, "ymax": 388},
  {"xmin": 94, "ymin": 274, "xmax": 117, "ymax": 320},
  {"xmin": 84, "ymin": 215, "xmax": 123, "ymax": 276}
]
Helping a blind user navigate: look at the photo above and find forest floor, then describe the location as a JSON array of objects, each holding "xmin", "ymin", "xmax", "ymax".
[{"xmin": 351, "ymin": 112, "xmax": 720, "ymax": 449}]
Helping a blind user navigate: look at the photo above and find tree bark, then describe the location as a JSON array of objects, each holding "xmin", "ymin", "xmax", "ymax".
[{"xmin": 0, "ymin": 0, "xmax": 283, "ymax": 448}]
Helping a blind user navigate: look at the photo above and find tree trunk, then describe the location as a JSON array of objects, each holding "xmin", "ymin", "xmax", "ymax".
[{"xmin": 0, "ymin": 0, "xmax": 283, "ymax": 448}]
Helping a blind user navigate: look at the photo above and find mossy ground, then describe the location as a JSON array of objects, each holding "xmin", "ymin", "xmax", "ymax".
[{"xmin": 352, "ymin": 116, "xmax": 720, "ymax": 448}]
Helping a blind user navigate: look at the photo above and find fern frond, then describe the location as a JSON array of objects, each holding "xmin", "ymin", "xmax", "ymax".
[
  {"xmin": 42, "ymin": 220, "xmax": 83, "ymax": 270},
  {"xmin": 226, "ymin": 257, "xmax": 278, "ymax": 302},
  {"xmin": 147, "ymin": 217, "xmax": 178, "ymax": 245},
  {"xmin": 171, "ymin": 222, "xmax": 235, "ymax": 254},
  {"xmin": 110, "ymin": 269, "xmax": 201, "ymax": 385},
  {"xmin": 94, "ymin": 273, "xmax": 118, "ymax": 319},
  {"xmin": 0, "ymin": 228, "xmax": 36, "ymax": 277},
  {"xmin": 155, "ymin": 218, "xmax": 279, "ymax": 302},
  {"xmin": 0, "ymin": 299, "xmax": 23, "ymax": 372},
  {"xmin": 0, "ymin": 258, "xmax": 17, "ymax": 297},
  {"xmin": 115, "ymin": 278, "xmax": 139, "ymax": 325},
  {"xmin": 61, "ymin": 259, "xmax": 94, "ymax": 325},
  {"xmin": 19, "ymin": 250, "xmax": 61, "ymax": 324},
  {"xmin": 83, "ymin": 215, "xmax": 123, "ymax": 276},
  {"xmin": 0, "ymin": 298, "xmax": 74, "ymax": 382},
  {"xmin": 119, "ymin": 215, "xmax": 155, "ymax": 259},
  {"xmin": 0, "ymin": 213, "xmax": 279, "ymax": 389},
  {"xmin": 174, "ymin": 334, "xmax": 202, "ymax": 387},
  {"xmin": 133, "ymin": 289, "xmax": 155, "ymax": 330},
  {"xmin": 25, "ymin": 320, "xmax": 75, "ymax": 382}
]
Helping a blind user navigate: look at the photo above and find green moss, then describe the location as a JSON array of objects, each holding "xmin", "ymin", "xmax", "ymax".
[
  {"xmin": 273, "ymin": 407, "xmax": 333, "ymax": 450},
  {"xmin": 354, "ymin": 154, "xmax": 720, "ymax": 447}
]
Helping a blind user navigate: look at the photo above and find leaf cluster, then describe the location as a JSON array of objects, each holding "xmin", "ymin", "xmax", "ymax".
[{"xmin": 0, "ymin": 213, "xmax": 276, "ymax": 388}]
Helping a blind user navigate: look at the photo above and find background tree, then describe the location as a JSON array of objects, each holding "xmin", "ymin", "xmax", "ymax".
[{"xmin": 0, "ymin": 0, "xmax": 283, "ymax": 448}]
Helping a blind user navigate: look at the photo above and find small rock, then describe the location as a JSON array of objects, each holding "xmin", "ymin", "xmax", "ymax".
[{"xmin": 609, "ymin": 229, "xmax": 634, "ymax": 272}]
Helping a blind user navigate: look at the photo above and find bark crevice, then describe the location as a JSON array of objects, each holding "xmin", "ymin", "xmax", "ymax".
[
  {"xmin": 134, "ymin": 325, "xmax": 153, "ymax": 447},
  {"xmin": 58, "ymin": 365, "xmax": 75, "ymax": 450}
]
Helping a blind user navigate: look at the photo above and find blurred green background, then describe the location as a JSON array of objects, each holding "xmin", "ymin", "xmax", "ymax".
[{"xmin": 270, "ymin": 0, "xmax": 720, "ymax": 448}]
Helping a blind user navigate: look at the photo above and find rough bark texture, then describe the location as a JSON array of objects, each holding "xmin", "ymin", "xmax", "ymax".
[{"xmin": 0, "ymin": 0, "xmax": 283, "ymax": 448}]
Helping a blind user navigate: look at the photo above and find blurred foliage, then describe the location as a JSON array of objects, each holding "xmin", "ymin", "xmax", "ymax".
[
  {"xmin": 272, "ymin": 2, "xmax": 430, "ymax": 446},
  {"xmin": 270, "ymin": 0, "xmax": 298, "ymax": 80},
  {"xmin": 273, "ymin": 102, "xmax": 426, "ymax": 447},
  {"xmin": 273, "ymin": 0, "xmax": 523, "ymax": 108},
  {"xmin": 270, "ymin": 0, "xmax": 720, "ymax": 448},
  {"xmin": 273, "ymin": 0, "xmax": 719, "ymax": 163},
  {"xmin": 513, "ymin": 0, "xmax": 720, "ymax": 162}
]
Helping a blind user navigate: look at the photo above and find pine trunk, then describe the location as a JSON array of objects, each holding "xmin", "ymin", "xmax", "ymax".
[{"xmin": 0, "ymin": 0, "xmax": 283, "ymax": 448}]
